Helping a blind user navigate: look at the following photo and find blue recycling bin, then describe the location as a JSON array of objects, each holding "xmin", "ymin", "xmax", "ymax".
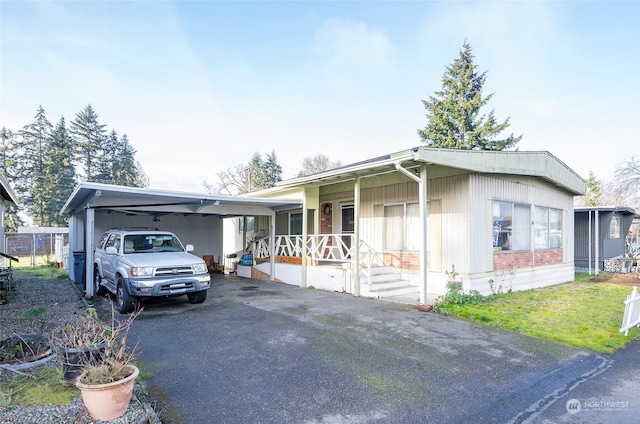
[{"xmin": 73, "ymin": 251, "xmax": 85, "ymax": 285}]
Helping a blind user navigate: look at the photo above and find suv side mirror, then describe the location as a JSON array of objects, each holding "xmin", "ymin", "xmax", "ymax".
[
  {"xmin": 185, "ymin": 244, "xmax": 194, "ymax": 252},
  {"xmin": 105, "ymin": 246, "xmax": 118, "ymax": 255}
]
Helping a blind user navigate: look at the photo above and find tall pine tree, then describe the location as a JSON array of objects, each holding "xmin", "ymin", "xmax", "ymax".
[
  {"xmin": 70, "ymin": 104, "xmax": 107, "ymax": 181},
  {"xmin": 112, "ymin": 134, "xmax": 139, "ymax": 187},
  {"xmin": 418, "ymin": 40, "xmax": 522, "ymax": 150},
  {"xmin": 0, "ymin": 127, "xmax": 23, "ymax": 230},
  {"xmin": 17, "ymin": 106, "xmax": 52, "ymax": 225},
  {"xmin": 41, "ymin": 117, "xmax": 77, "ymax": 226}
]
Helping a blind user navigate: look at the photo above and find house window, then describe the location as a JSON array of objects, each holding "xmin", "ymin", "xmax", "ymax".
[
  {"xmin": 384, "ymin": 202, "xmax": 419, "ymax": 251},
  {"xmin": 610, "ymin": 216, "xmax": 621, "ymax": 239},
  {"xmin": 238, "ymin": 216, "xmax": 255, "ymax": 233},
  {"xmin": 534, "ymin": 207, "xmax": 562, "ymax": 249},
  {"xmin": 290, "ymin": 212, "xmax": 302, "ymax": 235},
  {"xmin": 493, "ymin": 201, "xmax": 531, "ymax": 251}
]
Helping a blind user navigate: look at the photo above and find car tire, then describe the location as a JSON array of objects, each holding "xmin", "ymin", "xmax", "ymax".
[
  {"xmin": 187, "ymin": 290, "xmax": 207, "ymax": 304},
  {"xmin": 93, "ymin": 267, "xmax": 105, "ymax": 297},
  {"xmin": 116, "ymin": 276, "xmax": 137, "ymax": 314}
]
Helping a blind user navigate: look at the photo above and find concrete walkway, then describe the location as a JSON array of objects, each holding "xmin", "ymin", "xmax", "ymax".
[{"xmin": 118, "ymin": 275, "xmax": 634, "ymax": 423}]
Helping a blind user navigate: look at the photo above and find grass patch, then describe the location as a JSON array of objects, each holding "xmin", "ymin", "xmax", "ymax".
[
  {"xmin": 0, "ymin": 366, "xmax": 79, "ymax": 408},
  {"xmin": 15, "ymin": 266, "xmax": 69, "ymax": 281},
  {"xmin": 437, "ymin": 279, "xmax": 639, "ymax": 354}
]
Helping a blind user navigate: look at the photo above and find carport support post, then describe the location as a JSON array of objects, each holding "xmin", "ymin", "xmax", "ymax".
[
  {"xmin": 269, "ymin": 212, "xmax": 275, "ymax": 281},
  {"xmin": 419, "ymin": 163, "xmax": 428, "ymax": 305},
  {"xmin": 353, "ymin": 177, "xmax": 361, "ymax": 297},
  {"xmin": 84, "ymin": 207, "xmax": 95, "ymax": 298}
]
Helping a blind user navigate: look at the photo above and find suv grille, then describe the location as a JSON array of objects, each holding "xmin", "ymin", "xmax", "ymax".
[{"xmin": 155, "ymin": 266, "xmax": 194, "ymax": 276}]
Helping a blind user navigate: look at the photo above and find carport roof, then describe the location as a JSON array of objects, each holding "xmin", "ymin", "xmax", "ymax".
[{"xmin": 60, "ymin": 182, "xmax": 301, "ymax": 217}]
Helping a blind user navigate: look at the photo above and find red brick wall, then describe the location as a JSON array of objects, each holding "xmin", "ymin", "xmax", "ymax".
[
  {"xmin": 383, "ymin": 252, "xmax": 420, "ymax": 270},
  {"xmin": 320, "ymin": 203, "xmax": 332, "ymax": 234},
  {"xmin": 493, "ymin": 249, "xmax": 563, "ymax": 270},
  {"xmin": 533, "ymin": 249, "xmax": 563, "ymax": 266}
]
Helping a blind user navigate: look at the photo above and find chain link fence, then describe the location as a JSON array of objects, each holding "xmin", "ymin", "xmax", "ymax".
[{"xmin": 3, "ymin": 232, "xmax": 69, "ymax": 267}]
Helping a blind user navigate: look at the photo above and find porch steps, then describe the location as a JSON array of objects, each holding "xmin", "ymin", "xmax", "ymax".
[{"xmin": 360, "ymin": 266, "xmax": 419, "ymax": 299}]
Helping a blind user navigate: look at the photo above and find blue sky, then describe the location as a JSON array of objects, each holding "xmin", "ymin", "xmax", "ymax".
[{"xmin": 1, "ymin": 0, "xmax": 639, "ymax": 193}]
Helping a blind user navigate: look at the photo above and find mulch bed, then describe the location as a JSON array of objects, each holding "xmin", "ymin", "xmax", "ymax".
[{"xmin": 586, "ymin": 272, "xmax": 640, "ymax": 286}]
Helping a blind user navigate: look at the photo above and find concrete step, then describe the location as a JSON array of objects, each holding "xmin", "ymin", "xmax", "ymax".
[{"xmin": 361, "ymin": 283, "xmax": 419, "ymax": 299}]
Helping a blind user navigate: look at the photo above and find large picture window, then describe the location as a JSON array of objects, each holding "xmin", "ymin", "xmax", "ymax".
[
  {"xmin": 534, "ymin": 207, "xmax": 562, "ymax": 249},
  {"xmin": 384, "ymin": 202, "xmax": 419, "ymax": 251},
  {"xmin": 493, "ymin": 201, "xmax": 531, "ymax": 251}
]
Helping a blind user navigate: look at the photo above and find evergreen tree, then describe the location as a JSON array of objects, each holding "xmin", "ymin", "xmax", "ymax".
[
  {"xmin": 244, "ymin": 152, "xmax": 265, "ymax": 193},
  {"xmin": 134, "ymin": 160, "xmax": 149, "ymax": 188},
  {"xmin": 418, "ymin": 40, "xmax": 522, "ymax": 150},
  {"xmin": 0, "ymin": 127, "xmax": 16, "ymax": 172},
  {"xmin": 16, "ymin": 106, "xmax": 52, "ymax": 225},
  {"xmin": 0, "ymin": 127, "xmax": 23, "ymax": 230},
  {"xmin": 70, "ymin": 104, "xmax": 107, "ymax": 181},
  {"xmin": 40, "ymin": 117, "xmax": 77, "ymax": 226},
  {"xmin": 575, "ymin": 171, "xmax": 603, "ymax": 207},
  {"xmin": 263, "ymin": 150, "xmax": 283, "ymax": 187},
  {"xmin": 112, "ymin": 134, "xmax": 139, "ymax": 187}
]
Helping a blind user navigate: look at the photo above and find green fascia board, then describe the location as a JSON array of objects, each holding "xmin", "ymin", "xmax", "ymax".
[{"xmin": 412, "ymin": 147, "xmax": 587, "ymax": 196}]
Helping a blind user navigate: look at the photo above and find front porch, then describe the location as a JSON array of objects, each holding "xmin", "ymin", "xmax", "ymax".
[{"xmin": 242, "ymin": 234, "xmax": 420, "ymax": 301}]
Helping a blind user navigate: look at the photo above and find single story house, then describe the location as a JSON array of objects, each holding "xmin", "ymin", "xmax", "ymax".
[
  {"xmin": 574, "ymin": 206, "xmax": 638, "ymax": 273},
  {"xmin": 233, "ymin": 147, "xmax": 586, "ymax": 304}
]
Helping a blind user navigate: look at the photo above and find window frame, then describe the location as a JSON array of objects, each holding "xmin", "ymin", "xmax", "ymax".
[{"xmin": 383, "ymin": 202, "xmax": 419, "ymax": 252}]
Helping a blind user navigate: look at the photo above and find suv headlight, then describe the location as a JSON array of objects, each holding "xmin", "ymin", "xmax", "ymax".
[
  {"xmin": 193, "ymin": 263, "xmax": 207, "ymax": 273},
  {"xmin": 130, "ymin": 267, "xmax": 154, "ymax": 277}
]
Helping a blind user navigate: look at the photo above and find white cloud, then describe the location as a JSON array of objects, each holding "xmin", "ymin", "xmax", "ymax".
[{"xmin": 311, "ymin": 19, "xmax": 392, "ymax": 71}]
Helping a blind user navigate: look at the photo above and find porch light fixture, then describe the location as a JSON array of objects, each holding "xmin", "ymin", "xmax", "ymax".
[{"xmin": 323, "ymin": 204, "xmax": 331, "ymax": 215}]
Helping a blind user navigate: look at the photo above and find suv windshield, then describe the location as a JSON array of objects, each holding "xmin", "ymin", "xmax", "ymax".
[{"xmin": 123, "ymin": 234, "xmax": 184, "ymax": 254}]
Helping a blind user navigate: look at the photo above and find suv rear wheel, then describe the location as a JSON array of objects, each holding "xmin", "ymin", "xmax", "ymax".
[
  {"xmin": 187, "ymin": 290, "xmax": 207, "ymax": 304},
  {"xmin": 116, "ymin": 276, "xmax": 138, "ymax": 314}
]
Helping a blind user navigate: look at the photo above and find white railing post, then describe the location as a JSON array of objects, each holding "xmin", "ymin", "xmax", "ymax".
[{"xmin": 620, "ymin": 286, "xmax": 640, "ymax": 336}]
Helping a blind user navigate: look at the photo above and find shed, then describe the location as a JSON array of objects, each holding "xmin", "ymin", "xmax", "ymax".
[
  {"xmin": 60, "ymin": 182, "xmax": 300, "ymax": 298},
  {"xmin": 574, "ymin": 206, "xmax": 638, "ymax": 273}
]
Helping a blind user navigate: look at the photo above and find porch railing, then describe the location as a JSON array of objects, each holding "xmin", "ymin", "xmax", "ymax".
[
  {"xmin": 620, "ymin": 286, "xmax": 640, "ymax": 336},
  {"xmin": 252, "ymin": 234, "xmax": 385, "ymax": 284}
]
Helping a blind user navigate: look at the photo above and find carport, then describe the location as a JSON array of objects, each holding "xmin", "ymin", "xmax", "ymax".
[{"xmin": 60, "ymin": 182, "xmax": 301, "ymax": 298}]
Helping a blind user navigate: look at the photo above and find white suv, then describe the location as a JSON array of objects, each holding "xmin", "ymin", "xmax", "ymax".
[{"xmin": 93, "ymin": 228, "xmax": 210, "ymax": 313}]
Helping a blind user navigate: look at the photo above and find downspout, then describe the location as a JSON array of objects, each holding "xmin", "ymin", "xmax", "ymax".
[{"xmin": 395, "ymin": 162, "xmax": 428, "ymax": 305}]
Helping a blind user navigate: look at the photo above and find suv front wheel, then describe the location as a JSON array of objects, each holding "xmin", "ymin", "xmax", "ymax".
[
  {"xmin": 187, "ymin": 290, "xmax": 207, "ymax": 304},
  {"xmin": 116, "ymin": 276, "xmax": 138, "ymax": 314},
  {"xmin": 93, "ymin": 267, "xmax": 104, "ymax": 297}
]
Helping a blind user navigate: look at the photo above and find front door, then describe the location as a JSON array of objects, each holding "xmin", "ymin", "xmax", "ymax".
[{"xmin": 341, "ymin": 204, "xmax": 354, "ymax": 258}]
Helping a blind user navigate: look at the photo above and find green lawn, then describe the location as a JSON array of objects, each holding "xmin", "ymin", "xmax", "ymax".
[{"xmin": 435, "ymin": 275, "xmax": 639, "ymax": 354}]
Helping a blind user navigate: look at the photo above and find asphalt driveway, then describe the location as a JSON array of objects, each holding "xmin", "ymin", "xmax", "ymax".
[{"xmin": 116, "ymin": 275, "xmax": 624, "ymax": 423}]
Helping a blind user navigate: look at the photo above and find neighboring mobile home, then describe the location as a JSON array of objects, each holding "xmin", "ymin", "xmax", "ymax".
[
  {"xmin": 234, "ymin": 147, "xmax": 586, "ymax": 305},
  {"xmin": 574, "ymin": 206, "xmax": 638, "ymax": 273}
]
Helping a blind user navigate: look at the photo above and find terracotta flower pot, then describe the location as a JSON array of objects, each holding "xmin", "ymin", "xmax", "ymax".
[{"xmin": 75, "ymin": 364, "xmax": 139, "ymax": 421}]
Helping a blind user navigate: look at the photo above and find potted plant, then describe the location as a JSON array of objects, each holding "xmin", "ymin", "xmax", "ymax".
[
  {"xmin": 74, "ymin": 307, "xmax": 141, "ymax": 421},
  {"xmin": 55, "ymin": 307, "xmax": 108, "ymax": 385}
]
